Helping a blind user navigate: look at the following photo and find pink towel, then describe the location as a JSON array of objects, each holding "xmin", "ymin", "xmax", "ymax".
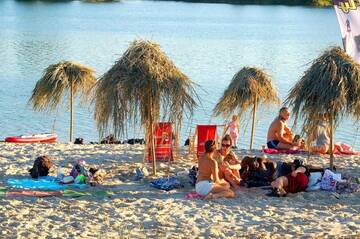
[
  {"xmin": 262, "ymin": 148, "xmax": 301, "ymax": 154},
  {"xmin": 6, "ymin": 190, "xmax": 63, "ymax": 197},
  {"xmin": 263, "ymin": 143, "xmax": 358, "ymax": 156},
  {"xmin": 334, "ymin": 143, "xmax": 359, "ymax": 155},
  {"xmin": 185, "ymin": 191, "xmax": 204, "ymax": 199}
]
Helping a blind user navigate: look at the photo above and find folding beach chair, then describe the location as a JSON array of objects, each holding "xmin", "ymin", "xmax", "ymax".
[
  {"xmin": 196, "ymin": 125, "xmax": 217, "ymax": 159},
  {"xmin": 148, "ymin": 122, "xmax": 173, "ymax": 162}
]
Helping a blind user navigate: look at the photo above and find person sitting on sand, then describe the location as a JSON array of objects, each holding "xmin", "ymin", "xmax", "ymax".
[
  {"xmin": 196, "ymin": 140, "xmax": 235, "ymax": 199},
  {"xmin": 214, "ymin": 135, "xmax": 242, "ymax": 188},
  {"xmin": 267, "ymin": 107, "xmax": 303, "ymax": 150},
  {"xmin": 240, "ymin": 156, "xmax": 277, "ymax": 185},
  {"xmin": 310, "ymin": 119, "xmax": 356, "ymax": 155},
  {"xmin": 269, "ymin": 159, "xmax": 309, "ymax": 196},
  {"xmin": 310, "ymin": 119, "xmax": 330, "ymax": 154}
]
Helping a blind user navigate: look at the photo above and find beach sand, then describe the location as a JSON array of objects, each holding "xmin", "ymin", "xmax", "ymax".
[{"xmin": 0, "ymin": 142, "xmax": 359, "ymax": 238}]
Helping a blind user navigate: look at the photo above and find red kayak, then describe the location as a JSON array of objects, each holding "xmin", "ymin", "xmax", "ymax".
[{"xmin": 5, "ymin": 133, "xmax": 58, "ymax": 143}]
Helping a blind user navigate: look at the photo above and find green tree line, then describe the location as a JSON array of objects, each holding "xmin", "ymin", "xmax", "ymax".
[{"xmin": 165, "ymin": 0, "xmax": 332, "ymax": 6}]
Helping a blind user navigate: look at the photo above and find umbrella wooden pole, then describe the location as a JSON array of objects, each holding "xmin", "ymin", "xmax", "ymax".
[
  {"xmin": 149, "ymin": 99, "xmax": 157, "ymax": 176},
  {"xmin": 250, "ymin": 96, "xmax": 257, "ymax": 150},
  {"xmin": 329, "ymin": 116, "xmax": 334, "ymax": 169},
  {"xmin": 69, "ymin": 79, "xmax": 74, "ymax": 143}
]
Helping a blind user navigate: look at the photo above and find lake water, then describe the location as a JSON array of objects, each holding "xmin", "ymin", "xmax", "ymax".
[{"xmin": 1, "ymin": 0, "xmax": 359, "ymax": 149}]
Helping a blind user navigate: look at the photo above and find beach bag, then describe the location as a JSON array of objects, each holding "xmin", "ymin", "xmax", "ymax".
[
  {"xmin": 150, "ymin": 177, "xmax": 183, "ymax": 191},
  {"xmin": 320, "ymin": 170, "xmax": 340, "ymax": 192},
  {"xmin": 188, "ymin": 166, "xmax": 198, "ymax": 186},
  {"xmin": 74, "ymin": 138, "xmax": 84, "ymax": 144},
  {"xmin": 29, "ymin": 156, "xmax": 52, "ymax": 179}
]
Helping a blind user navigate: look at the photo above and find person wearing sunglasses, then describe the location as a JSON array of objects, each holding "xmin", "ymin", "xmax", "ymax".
[
  {"xmin": 196, "ymin": 139, "xmax": 235, "ymax": 199},
  {"xmin": 214, "ymin": 135, "xmax": 242, "ymax": 189}
]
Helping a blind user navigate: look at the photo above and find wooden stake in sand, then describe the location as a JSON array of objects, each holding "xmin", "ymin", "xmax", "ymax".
[{"xmin": 250, "ymin": 95, "xmax": 258, "ymax": 150}]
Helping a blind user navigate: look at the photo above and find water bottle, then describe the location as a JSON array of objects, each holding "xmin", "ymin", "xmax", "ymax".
[{"xmin": 57, "ymin": 165, "xmax": 63, "ymax": 180}]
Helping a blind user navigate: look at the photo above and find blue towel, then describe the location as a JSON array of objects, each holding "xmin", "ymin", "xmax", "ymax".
[
  {"xmin": 7, "ymin": 176, "xmax": 86, "ymax": 191},
  {"xmin": 150, "ymin": 177, "xmax": 183, "ymax": 191}
]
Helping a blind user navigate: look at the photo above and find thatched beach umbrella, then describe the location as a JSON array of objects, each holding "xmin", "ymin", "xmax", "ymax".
[
  {"xmin": 286, "ymin": 46, "xmax": 360, "ymax": 168},
  {"xmin": 213, "ymin": 67, "xmax": 280, "ymax": 150},
  {"xmin": 94, "ymin": 40, "xmax": 197, "ymax": 175},
  {"xmin": 29, "ymin": 61, "xmax": 96, "ymax": 142}
]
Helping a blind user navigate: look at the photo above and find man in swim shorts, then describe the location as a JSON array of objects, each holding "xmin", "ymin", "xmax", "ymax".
[{"xmin": 266, "ymin": 107, "xmax": 302, "ymax": 150}]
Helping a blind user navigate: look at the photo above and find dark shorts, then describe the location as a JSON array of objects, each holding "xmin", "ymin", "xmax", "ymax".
[{"xmin": 267, "ymin": 140, "xmax": 280, "ymax": 149}]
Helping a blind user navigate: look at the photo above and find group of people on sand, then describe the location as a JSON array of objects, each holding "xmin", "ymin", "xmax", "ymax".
[
  {"xmin": 267, "ymin": 107, "xmax": 353, "ymax": 154},
  {"xmin": 195, "ymin": 107, "xmax": 330, "ymax": 199},
  {"xmin": 223, "ymin": 107, "xmax": 334, "ymax": 154}
]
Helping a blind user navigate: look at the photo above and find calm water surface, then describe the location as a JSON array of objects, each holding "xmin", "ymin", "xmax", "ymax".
[{"xmin": 1, "ymin": 0, "xmax": 358, "ymax": 149}]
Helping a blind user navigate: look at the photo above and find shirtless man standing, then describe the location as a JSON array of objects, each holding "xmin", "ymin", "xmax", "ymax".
[{"xmin": 267, "ymin": 107, "xmax": 301, "ymax": 150}]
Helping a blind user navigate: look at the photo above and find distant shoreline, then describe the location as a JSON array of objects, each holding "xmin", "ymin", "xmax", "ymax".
[
  {"xmin": 151, "ymin": 0, "xmax": 332, "ymax": 7},
  {"xmin": 19, "ymin": 0, "xmax": 333, "ymax": 7}
]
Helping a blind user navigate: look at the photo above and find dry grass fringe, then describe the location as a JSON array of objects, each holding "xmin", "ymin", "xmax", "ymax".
[
  {"xmin": 29, "ymin": 61, "xmax": 96, "ymax": 111},
  {"xmin": 213, "ymin": 67, "xmax": 280, "ymax": 120},
  {"xmin": 94, "ymin": 39, "xmax": 197, "ymax": 139},
  {"xmin": 285, "ymin": 46, "xmax": 360, "ymax": 142}
]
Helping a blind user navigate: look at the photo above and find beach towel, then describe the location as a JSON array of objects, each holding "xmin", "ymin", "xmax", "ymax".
[
  {"xmin": 185, "ymin": 191, "xmax": 204, "ymax": 199},
  {"xmin": 333, "ymin": 143, "xmax": 359, "ymax": 155},
  {"xmin": 150, "ymin": 177, "xmax": 183, "ymax": 191},
  {"xmin": 262, "ymin": 148, "xmax": 302, "ymax": 154},
  {"xmin": 6, "ymin": 190, "xmax": 63, "ymax": 197},
  {"xmin": 0, "ymin": 187, "xmax": 7, "ymax": 198},
  {"xmin": 7, "ymin": 176, "xmax": 86, "ymax": 191},
  {"xmin": 63, "ymin": 189, "xmax": 114, "ymax": 198},
  {"xmin": 196, "ymin": 125, "xmax": 217, "ymax": 159},
  {"xmin": 148, "ymin": 122, "xmax": 173, "ymax": 162},
  {"xmin": 2, "ymin": 188, "xmax": 114, "ymax": 198}
]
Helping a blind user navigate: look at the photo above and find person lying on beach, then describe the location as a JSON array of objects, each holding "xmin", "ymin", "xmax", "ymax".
[
  {"xmin": 267, "ymin": 107, "xmax": 304, "ymax": 150},
  {"xmin": 269, "ymin": 159, "xmax": 310, "ymax": 196},
  {"xmin": 240, "ymin": 156, "xmax": 277, "ymax": 186},
  {"xmin": 213, "ymin": 135, "xmax": 241, "ymax": 186},
  {"xmin": 196, "ymin": 140, "xmax": 235, "ymax": 199}
]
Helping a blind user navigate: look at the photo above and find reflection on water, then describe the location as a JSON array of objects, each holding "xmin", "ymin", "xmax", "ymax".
[{"xmin": 1, "ymin": 0, "xmax": 359, "ymax": 149}]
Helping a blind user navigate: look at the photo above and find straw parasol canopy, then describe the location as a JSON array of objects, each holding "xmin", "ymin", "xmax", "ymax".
[
  {"xmin": 29, "ymin": 61, "xmax": 96, "ymax": 142},
  {"xmin": 286, "ymin": 46, "xmax": 360, "ymax": 168},
  {"xmin": 213, "ymin": 67, "xmax": 280, "ymax": 150},
  {"xmin": 94, "ymin": 39, "xmax": 197, "ymax": 175}
]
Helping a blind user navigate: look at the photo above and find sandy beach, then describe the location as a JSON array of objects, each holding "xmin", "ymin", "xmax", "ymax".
[{"xmin": 0, "ymin": 142, "xmax": 359, "ymax": 238}]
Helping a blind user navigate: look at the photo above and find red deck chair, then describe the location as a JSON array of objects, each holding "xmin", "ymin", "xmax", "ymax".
[
  {"xmin": 196, "ymin": 125, "xmax": 217, "ymax": 159},
  {"xmin": 148, "ymin": 122, "xmax": 173, "ymax": 162}
]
